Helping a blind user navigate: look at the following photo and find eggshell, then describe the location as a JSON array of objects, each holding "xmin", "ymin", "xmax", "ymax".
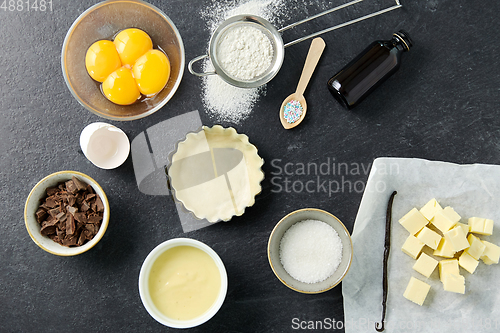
[{"xmin": 80, "ymin": 122, "xmax": 130, "ymax": 169}]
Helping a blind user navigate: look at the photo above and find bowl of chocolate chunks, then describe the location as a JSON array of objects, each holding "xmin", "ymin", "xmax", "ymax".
[{"xmin": 24, "ymin": 171, "xmax": 110, "ymax": 256}]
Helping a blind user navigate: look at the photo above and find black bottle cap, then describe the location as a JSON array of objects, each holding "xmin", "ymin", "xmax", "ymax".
[{"xmin": 393, "ymin": 30, "xmax": 413, "ymax": 51}]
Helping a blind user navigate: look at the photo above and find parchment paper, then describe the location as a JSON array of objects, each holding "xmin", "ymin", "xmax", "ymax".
[{"xmin": 343, "ymin": 158, "xmax": 500, "ymax": 333}]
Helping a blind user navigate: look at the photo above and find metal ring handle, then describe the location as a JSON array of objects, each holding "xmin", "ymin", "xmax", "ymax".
[
  {"xmin": 188, "ymin": 54, "xmax": 216, "ymax": 77},
  {"xmin": 281, "ymin": 0, "xmax": 402, "ymax": 48}
]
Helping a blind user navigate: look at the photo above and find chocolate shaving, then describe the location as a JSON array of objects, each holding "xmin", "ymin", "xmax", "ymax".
[
  {"xmin": 48, "ymin": 234, "xmax": 59, "ymax": 243},
  {"xmin": 62, "ymin": 235, "xmax": 78, "ymax": 247},
  {"xmin": 57, "ymin": 220, "xmax": 66, "ymax": 232},
  {"xmin": 95, "ymin": 196, "xmax": 104, "ymax": 213},
  {"xmin": 46, "ymin": 187, "xmax": 59, "ymax": 196},
  {"xmin": 35, "ymin": 177, "xmax": 104, "ymax": 247},
  {"xmin": 66, "ymin": 214, "xmax": 76, "ymax": 235},
  {"xmin": 74, "ymin": 212, "xmax": 87, "ymax": 223},
  {"xmin": 77, "ymin": 232, "xmax": 86, "ymax": 246},
  {"xmin": 45, "ymin": 215, "xmax": 57, "ymax": 226},
  {"xmin": 72, "ymin": 176, "xmax": 87, "ymax": 191},
  {"xmin": 45, "ymin": 196, "xmax": 58, "ymax": 209},
  {"xmin": 42, "ymin": 218, "xmax": 58, "ymax": 228},
  {"xmin": 67, "ymin": 195, "xmax": 76, "ymax": 207},
  {"xmin": 85, "ymin": 224, "xmax": 97, "ymax": 234},
  {"xmin": 76, "ymin": 193, "xmax": 84, "ymax": 204},
  {"xmin": 39, "ymin": 203, "xmax": 50, "ymax": 210},
  {"xmin": 40, "ymin": 225, "xmax": 56, "ymax": 236},
  {"xmin": 86, "ymin": 184, "xmax": 94, "ymax": 194},
  {"xmin": 48, "ymin": 207, "xmax": 61, "ymax": 217},
  {"xmin": 81, "ymin": 201, "xmax": 90, "ymax": 212},
  {"xmin": 35, "ymin": 208, "xmax": 47, "ymax": 223},
  {"xmin": 66, "ymin": 206, "xmax": 77, "ymax": 216},
  {"xmin": 88, "ymin": 215, "xmax": 102, "ymax": 225},
  {"xmin": 65, "ymin": 179, "xmax": 78, "ymax": 194}
]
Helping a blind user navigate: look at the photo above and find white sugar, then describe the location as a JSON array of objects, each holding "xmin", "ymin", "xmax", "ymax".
[{"xmin": 279, "ymin": 219, "xmax": 343, "ymax": 284}]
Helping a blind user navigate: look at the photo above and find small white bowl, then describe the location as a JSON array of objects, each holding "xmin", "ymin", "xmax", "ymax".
[
  {"xmin": 268, "ymin": 208, "xmax": 353, "ymax": 293},
  {"xmin": 80, "ymin": 122, "xmax": 130, "ymax": 169},
  {"xmin": 24, "ymin": 171, "xmax": 110, "ymax": 256},
  {"xmin": 139, "ymin": 238, "xmax": 228, "ymax": 328}
]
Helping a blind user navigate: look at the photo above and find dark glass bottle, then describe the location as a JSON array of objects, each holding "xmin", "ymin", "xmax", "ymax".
[{"xmin": 327, "ymin": 30, "xmax": 413, "ymax": 109}]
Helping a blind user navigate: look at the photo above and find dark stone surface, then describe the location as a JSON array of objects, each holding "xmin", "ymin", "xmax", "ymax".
[{"xmin": 1, "ymin": 0, "xmax": 499, "ymax": 332}]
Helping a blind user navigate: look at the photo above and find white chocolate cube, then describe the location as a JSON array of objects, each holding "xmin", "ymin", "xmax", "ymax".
[
  {"xmin": 465, "ymin": 234, "xmax": 486, "ymax": 260},
  {"xmin": 402, "ymin": 234, "xmax": 425, "ymax": 259},
  {"xmin": 468, "ymin": 217, "xmax": 484, "ymax": 233},
  {"xmin": 459, "ymin": 251, "xmax": 479, "ymax": 274},
  {"xmin": 481, "ymin": 240, "xmax": 500, "ymax": 265},
  {"xmin": 442, "ymin": 206, "xmax": 461, "ymax": 224},
  {"xmin": 431, "ymin": 210, "xmax": 458, "ymax": 233},
  {"xmin": 444, "ymin": 226, "xmax": 470, "ymax": 252},
  {"xmin": 456, "ymin": 222, "xmax": 470, "ymax": 236},
  {"xmin": 439, "ymin": 259, "xmax": 459, "ymax": 282},
  {"xmin": 468, "ymin": 217, "xmax": 494, "ymax": 236},
  {"xmin": 403, "ymin": 276, "xmax": 431, "ymax": 306},
  {"xmin": 420, "ymin": 198, "xmax": 442, "ymax": 220},
  {"xmin": 442, "ymin": 273, "xmax": 465, "ymax": 294},
  {"xmin": 433, "ymin": 238, "xmax": 456, "ymax": 258},
  {"xmin": 399, "ymin": 208, "xmax": 429, "ymax": 235},
  {"xmin": 416, "ymin": 227, "xmax": 442, "ymax": 250},
  {"xmin": 412, "ymin": 253, "xmax": 438, "ymax": 278},
  {"xmin": 483, "ymin": 219, "xmax": 494, "ymax": 235}
]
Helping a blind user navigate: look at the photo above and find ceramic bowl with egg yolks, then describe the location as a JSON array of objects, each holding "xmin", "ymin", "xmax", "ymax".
[
  {"xmin": 139, "ymin": 238, "xmax": 228, "ymax": 328},
  {"xmin": 62, "ymin": 0, "xmax": 184, "ymax": 120}
]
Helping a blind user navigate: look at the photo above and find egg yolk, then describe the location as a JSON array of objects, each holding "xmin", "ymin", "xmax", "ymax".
[
  {"xmin": 132, "ymin": 50, "xmax": 171, "ymax": 96},
  {"xmin": 101, "ymin": 67, "xmax": 141, "ymax": 105},
  {"xmin": 85, "ymin": 40, "xmax": 122, "ymax": 82},
  {"xmin": 113, "ymin": 28, "xmax": 153, "ymax": 67}
]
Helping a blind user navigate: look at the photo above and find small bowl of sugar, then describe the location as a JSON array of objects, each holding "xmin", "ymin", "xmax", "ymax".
[{"xmin": 267, "ymin": 208, "xmax": 353, "ymax": 293}]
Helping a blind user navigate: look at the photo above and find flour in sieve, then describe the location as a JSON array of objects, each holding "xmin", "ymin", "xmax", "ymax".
[{"xmin": 217, "ymin": 25, "xmax": 273, "ymax": 81}]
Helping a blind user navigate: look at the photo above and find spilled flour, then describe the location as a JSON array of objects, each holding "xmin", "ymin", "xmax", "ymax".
[{"xmin": 199, "ymin": 0, "xmax": 334, "ymax": 124}]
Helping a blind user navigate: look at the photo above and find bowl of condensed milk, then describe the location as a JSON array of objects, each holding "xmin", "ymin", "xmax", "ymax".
[{"xmin": 139, "ymin": 238, "xmax": 228, "ymax": 328}]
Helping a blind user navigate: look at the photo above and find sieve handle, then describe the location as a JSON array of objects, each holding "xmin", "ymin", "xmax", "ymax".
[
  {"xmin": 188, "ymin": 54, "xmax": 216, "ymax": 77},
  {"xmin": 282, "ymin": 0, "xmax": 402, "ymax": 48}
]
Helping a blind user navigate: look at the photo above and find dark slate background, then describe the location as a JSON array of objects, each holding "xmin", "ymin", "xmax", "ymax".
[{"xmin": 1, "ymin": 0, "xmax": 499, "ymax": 332}]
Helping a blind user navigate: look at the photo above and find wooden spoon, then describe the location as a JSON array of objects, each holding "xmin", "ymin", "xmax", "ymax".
[{"xmin": 280, "ymin": 37, "xmax": 326, "ymax": 129}]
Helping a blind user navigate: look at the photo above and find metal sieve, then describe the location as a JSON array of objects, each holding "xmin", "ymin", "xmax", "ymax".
[
  {"xmin": 189, "ymin": 15, "xmax": 284, "ymax": 88},
  {"xmin": 189, "ymin": 0, "xmax": 403, "ymax": 88}
]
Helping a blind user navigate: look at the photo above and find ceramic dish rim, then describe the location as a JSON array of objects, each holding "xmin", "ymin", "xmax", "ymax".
[
  {"xmin": 138, "ymin": 238, "xmax": 228, "ymax": 328},
  {"xmin": 60, "ymin": 0, "xmax": 185, "ymax": 121},
  {"xmin": 24, "ymin": 170, "xmax": 110, "ymax": 256},
  {"xmin": 267, "ymin": 208, "xmax": 353, "ymax": 294},
  {"xmin": 167, "ymin": 125, "xmax": 265, "ymax": 223}
]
